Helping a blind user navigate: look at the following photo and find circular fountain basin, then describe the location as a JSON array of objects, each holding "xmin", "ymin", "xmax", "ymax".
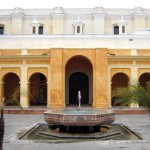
[{"xmin": 44, "ymin": 109, "xmax": 115, "ymax": 126}]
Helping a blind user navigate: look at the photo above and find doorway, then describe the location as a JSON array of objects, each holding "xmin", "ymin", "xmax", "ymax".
[{"xmin": 69, "ymin": 72, "xmax": 89, "ymax": 104}]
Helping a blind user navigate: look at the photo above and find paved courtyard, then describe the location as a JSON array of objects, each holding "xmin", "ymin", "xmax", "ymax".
[{"xmin": 2, "ymin": 114, "xmax": 150, "ymax": 150}]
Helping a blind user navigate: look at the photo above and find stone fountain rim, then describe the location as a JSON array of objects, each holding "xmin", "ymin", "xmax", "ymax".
[{"xmin": 44, "ymin": 108, "xmax": 116, "ymax": 116}]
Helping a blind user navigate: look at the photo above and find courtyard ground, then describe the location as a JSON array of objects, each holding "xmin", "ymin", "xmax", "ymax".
[{"xmin": 1, "ymin": 113, "xmax": 150, "ymax": 150}]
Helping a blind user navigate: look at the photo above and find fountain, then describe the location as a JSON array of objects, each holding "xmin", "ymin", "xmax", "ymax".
[
  {"xmin": 44, "ymin": 91, "xmax": 115, "ymax": 129},
  {"xmin": 77, "ymin": 91, "xmax": 82, "ymax": 111},
  {"xmin": 5, "ymin": 92, "xmax": 142, "ymax": 143}
]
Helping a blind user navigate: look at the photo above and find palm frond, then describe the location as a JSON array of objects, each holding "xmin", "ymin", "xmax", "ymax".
[
  {"xmin": 112, "ymin": 86, "xmax": 136, "ymax": 106},
  {"xmin": 112, "ymin": 81, "xmax": 150, "ymax": 113},
  {"xmin": 5, "ymin": 99, "xmax": 23, "ymax": 110}
]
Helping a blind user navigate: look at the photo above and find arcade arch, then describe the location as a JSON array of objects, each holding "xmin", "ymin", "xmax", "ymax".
[
  {"xmin": 29, "ymin": 73, "xmax": 47, "ymax": 106},
  {"xmin": 65, "ymin": 55, "xmax": 93, "ymax": 105},
  {"xmin": 3, "ymin": 73, "xmax": 20, "ymax": 105},
  {"xmin": 139, "ymin": 73, "xmax": 150, "ymax": 89},
  {"xmin": 111, "ymin": 72, "xmax": 129, "ymax": 106}
]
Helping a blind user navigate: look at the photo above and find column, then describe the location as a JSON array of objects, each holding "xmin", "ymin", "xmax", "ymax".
[
  {"xmin": 20, "ymin": 67, "xmax": 29, "ymax": 108},
  {"xmin": 47, "ymin": 58, "xmax": 51, "ymax": 108},
  {"xmin": 107, "ymin": 66, "xmax": 112, "ymax": 107},
  {"xmin": 130, "ymin": 66, "xmax": 139, "ymax": 108},
  {"xmin": 0, "ymin": 82, "xmax": 4, "ymax": 104}
]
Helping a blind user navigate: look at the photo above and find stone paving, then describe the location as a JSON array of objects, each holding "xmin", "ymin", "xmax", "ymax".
[{"xmin": 2, "ymin": 114, "xmax": 150, "ymax": 150}]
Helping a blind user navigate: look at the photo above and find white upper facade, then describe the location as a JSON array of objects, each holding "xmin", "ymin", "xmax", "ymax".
[
  {"xmin": 0, "ymin": 7, "xmax": 150, "ymax": 49},
  {"xmin": 0, "ymin": 7, "xmax": 150, "ymax": 35}
]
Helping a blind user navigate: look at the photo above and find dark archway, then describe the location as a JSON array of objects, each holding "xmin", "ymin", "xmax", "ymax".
[
  {"xmin": 69, "ymin": 72, "xmax": 89, "ymax": 104},
  {"xmin": 29, "ymin": 73, "xmax": 47, "ymax": 106},
  {"xmin": 139, "ymin": 73, "xmax": 150, "ymax": 89},
  {"xmin": 111, "ymin": 73, "xmax": 129, "ymax": 106},
  {"xmin": 3, "ymin": 73, "xmax": 20, "ymax": 105},
  {"xmin": 65, "ymin": 55, "xmax": 93, "ymax": 106}
]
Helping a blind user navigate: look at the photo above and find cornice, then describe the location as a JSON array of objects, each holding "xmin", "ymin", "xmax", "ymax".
[
  {"xmin": 0, "ymin": 34, "xmax": 150, "ymax": 39},
  {"xmin": 108, "ymin": 55, "xmax": 150, "ymax": 61},
  {"xmin": 0, "ymin": 55, "xmax": 50, "ymax": 60}
]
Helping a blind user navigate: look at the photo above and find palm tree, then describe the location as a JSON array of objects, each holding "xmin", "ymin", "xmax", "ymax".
[
  {"xmin": 112, "ymin": 81, "xmax": 150, "ymax": 114},
  {"xmin": 0, "ymin": 86, "xmax": 23, "ymax": 120},
  {"xmin": 0, "ymin": 87, "xmax": 23, "ymax": 149}
]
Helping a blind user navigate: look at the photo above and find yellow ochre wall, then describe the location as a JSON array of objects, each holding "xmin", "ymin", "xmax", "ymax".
[
  {"xmin": 0, "ymin": 48, "xmax": 150, "ymax": 108},
  {"xmin": 49, "ymin": 48, "xmax": 109, "ymax": 108}
]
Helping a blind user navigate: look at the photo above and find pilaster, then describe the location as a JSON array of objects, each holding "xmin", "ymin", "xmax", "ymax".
[
  {"xmin": 51, "ymin": 14, "xmax": 65, "ymax": 34},
  {"xmin": 10, "ymin": 7, "xmax": 24, "ymax": 34},
  {"xmin": 93, "ymin": 49, "xmax": 109, "ymax": 108},
  {"xmin": 130, "ymin": 66, "xmax": 139, "ymax": 108},
  {"xmin": 0, "ymin": 82, "xmax": 4, "ymax": 104},
  {"xmin": 133, "ymin": 7, "xmax": 146, "ymax": 31},
  {"xmin": 93, "ymin": 14, "xmax": 106, "ymax": 34},
  {"xmin": 20, "ymin": 66, "xmax": 29, "ymax": 108},
  {"xmin": 49, "ymin": 48, "xmax": 64, "ymax": 108}
]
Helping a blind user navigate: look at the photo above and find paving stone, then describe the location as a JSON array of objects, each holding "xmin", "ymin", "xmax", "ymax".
[{"xmin": 2, "ymin": 114, "xmax": 150, "ymax": 150}]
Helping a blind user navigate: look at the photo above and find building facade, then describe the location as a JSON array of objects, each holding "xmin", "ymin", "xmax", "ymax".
[{"xmin": 0, "ymin": 7, "xmax": 150, "ymax": 108}]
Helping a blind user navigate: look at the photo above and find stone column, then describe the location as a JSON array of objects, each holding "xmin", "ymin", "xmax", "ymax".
[
  {"xmin": 47, "ymin": 80, "xmax": 50, "ymax": 108},
  {"xmin": 0, "ymin": 82, "xmax": 4, "ymax": 104},
  {"xmin": 93, "ymin": 49, "xmax": 109, "ymax": 108},
  {"xmin": 130, "ymin": 66, "xmax": 139, "ymax": 108},
  {"xmin": 20, "ymin": 66, "xmax": 29, "ymax": 108}
]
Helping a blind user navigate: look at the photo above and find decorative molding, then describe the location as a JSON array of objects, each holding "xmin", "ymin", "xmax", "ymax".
[
  {"xmin": 108, "ymin": 55, "xmax": 150, "ymax": 61},
  {"xmin": 0, "ymin": 55, "xmax": 50, "ymax": 60},
  {"xmin": 10, "ymin": 7, "xmax": 24, "ymax": 18},
  {"xmin": 52, "ymin": 7, "xmax": 64, "ymax": 14},
  {"xmin": 93, "ymin": 7, "xmax": 104, "ymax": 13}
]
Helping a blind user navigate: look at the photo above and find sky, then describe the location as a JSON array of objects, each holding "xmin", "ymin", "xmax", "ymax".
[{"xmin": 0, "ymin": 0, "xmax": 150, "ymax": 9}]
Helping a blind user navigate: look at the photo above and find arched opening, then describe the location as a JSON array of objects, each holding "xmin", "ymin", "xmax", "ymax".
[
  {"xmin": 111, "ymin": 73, "xmax": 129, "ymax": 106},
  {"xmin": 3, "ymin": 73, "xmax": 20, "ymax": 105},
  {"xmin": 139, "ymin": 73, "xmax": 150, "ymax": 89},
  {"xmin": 32, "ymin": 26, "xmax": 36, "ymax": 34},
  {"xmin": 65, "ymin": 56, "xmax": 93, "ymax": 106},
  {"xmin": 69, "ymin": 72, "xmax": 89, "ymax": 104},
  {"xmin": 29, "ymin": 73, "xmax": 47, "ymax": 106},
  {"xmin": 0, "ymin": 24, "xmax": 4, "ymax": 35},
  {"xmin": 122, "ymin": 26, "xmax": 125, "ymax": 33},
  {"xmin": 114, "ymin": 25, "xmax": 119, "ymax": 34},
  {"xmin": 38, "ymin": 26, "xmax": 43, "ymax": 34}
]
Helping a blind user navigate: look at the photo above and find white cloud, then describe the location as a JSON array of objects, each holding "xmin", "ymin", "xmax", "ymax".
[{"xmin": 0, "ymin": 0, "xmax": 150, "ymax": 9}]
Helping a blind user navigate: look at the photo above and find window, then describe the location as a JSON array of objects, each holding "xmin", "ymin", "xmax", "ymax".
[
  {"xmin": 73, "ymin": 22, "xmax": 84, "ymax": 35},
  {"xmin": 0, "ymin": 25, "xmax": 4, "ymax": 35},
  {"xmin": 32, "ymin": 26, "xmax": 36, "ymax": 34},
  {"xmin": 38, "ymin": 26, "xmax": 43, "ymax": 34},
  {"xmin": 122, "ymin": 26, "xmax": 125, "ymax": 33},
  {"xmin": 77, "ymin": 26, "xmax": 80, "ymax": 33},
  {"xmin": 114, "ymin": 26, "xmax": 119, "ymax": 34}
]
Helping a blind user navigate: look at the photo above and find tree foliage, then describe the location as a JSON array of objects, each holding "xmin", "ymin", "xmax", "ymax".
[
  {"xmin": 0, "ymin": 87, "xmax": 23, "ymax": 120},
  {"xmin": 112, "ymin": 81, "xmax": 150, "ymax": 114}
]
